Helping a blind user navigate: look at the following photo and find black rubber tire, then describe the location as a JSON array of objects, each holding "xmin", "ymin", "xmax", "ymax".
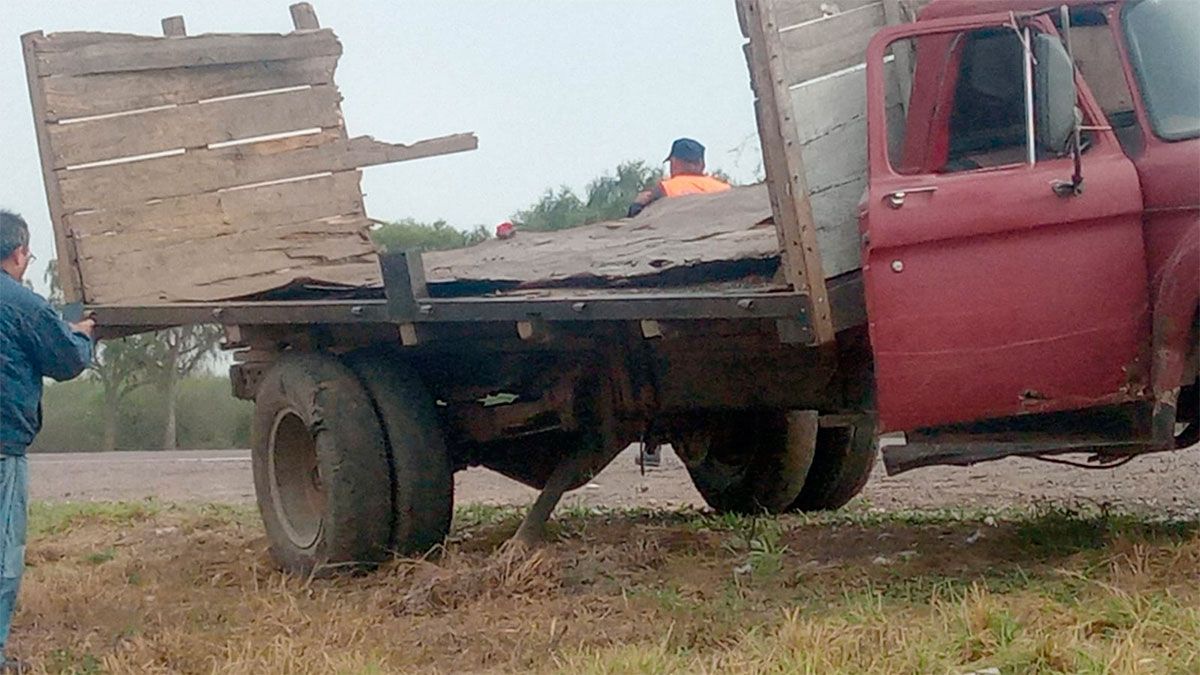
[
  {"xmin": 345, "ymin": 350, "xmax": 454, "ymax": 556},
  {"xmin": 682, "ymin": 411, "xmax": 816, "ymax": 515},
  {"xmin": 790, "ymin": 418, "xmax": 878, "ymax": 511},
  {"xmin": 252, "ymin": 353, "xmax": 392, "ymax": 575}
]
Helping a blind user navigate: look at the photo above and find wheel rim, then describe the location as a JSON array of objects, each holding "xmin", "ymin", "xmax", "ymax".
[{"xmin": 268, "ymin": 410, "xmax": 326, "ymax": 550}]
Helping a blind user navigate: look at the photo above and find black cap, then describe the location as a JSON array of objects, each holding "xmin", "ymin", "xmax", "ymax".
[{"xmin": 664, "ymin": 137, "xmax": 705, "ymax": 163}]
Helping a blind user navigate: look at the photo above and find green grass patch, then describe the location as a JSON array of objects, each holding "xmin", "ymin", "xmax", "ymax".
[{"xmin": 30, "ymin": 500, "xmax": 161, "ymax": 536}]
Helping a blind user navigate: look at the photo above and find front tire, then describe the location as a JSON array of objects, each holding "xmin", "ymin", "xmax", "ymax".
[{"xmin": 252, "ymin": 353, "xmax": 392, "ymax": 575}]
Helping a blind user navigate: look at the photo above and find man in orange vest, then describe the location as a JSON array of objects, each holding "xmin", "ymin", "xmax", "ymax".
[{"xmin": 627, "ymin": 138, "xmax": 731, "ymax": 217}]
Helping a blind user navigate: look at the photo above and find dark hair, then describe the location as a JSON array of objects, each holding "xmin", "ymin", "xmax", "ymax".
[{"xmin": 0, "ymin": 210, "xmax": 31, "ymax": 261}]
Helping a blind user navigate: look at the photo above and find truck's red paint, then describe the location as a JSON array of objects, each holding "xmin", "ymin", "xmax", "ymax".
[
  {"xmin": 1105, "ymin": 4, "xmax": 1200, "ymax": 397},
  {"xmin": 861, "ymin": 3, "xmax": 1196, "ymax": 434}
]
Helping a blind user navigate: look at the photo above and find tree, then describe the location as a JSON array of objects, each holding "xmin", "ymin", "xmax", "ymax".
[
  {"xmin": 45, "ymin": 261, "xmax": 155, "ymax": 451},
  {"xmin": 371, "ymin": 218, "xmax": 490, "ymax": 252},
  {"xmin": 45, "ymin": 260, "xmax": 222, "ymax": 450},
  {"xmin": 141, "ymin": 326, "xmax": 223, "ymax": 450},
  {"xmin": 91, "ymin": 337, "xmax": 155, "ymax": 452},
  {"xmin": 512, "ymin": 161, "xmax": 664, "ymax": 232}
]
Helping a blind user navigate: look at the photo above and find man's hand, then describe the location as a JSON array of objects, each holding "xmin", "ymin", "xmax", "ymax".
[
  {"xmin": 632, "ymin": 190, "xmax": 653, "ymax": 206},
  {"xmin": 70, "ymin": 317, "xmax": 96, "ymax": 340}
]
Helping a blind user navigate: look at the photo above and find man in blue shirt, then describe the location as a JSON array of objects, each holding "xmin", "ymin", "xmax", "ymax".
[{"xmin": 0, "ymin": 210, "xmax": 93, "ymax": 672}]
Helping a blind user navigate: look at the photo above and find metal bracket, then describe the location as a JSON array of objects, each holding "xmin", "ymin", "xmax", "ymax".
[{"xmin": 379, "ymin": 249, "xmax": 428, "ymax": 321}]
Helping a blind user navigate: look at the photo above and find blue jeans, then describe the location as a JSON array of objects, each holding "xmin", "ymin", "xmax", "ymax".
[{"xmin": 0, "ymin": 456, "xmax": 27, "ymax": 660}]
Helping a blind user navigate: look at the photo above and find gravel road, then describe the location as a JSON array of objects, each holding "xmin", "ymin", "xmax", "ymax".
[{"xmin": 27, "ymin": 443, "xmax": 1200, "ymax": 517}]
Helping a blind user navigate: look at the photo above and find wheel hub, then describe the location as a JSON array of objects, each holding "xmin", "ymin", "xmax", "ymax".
[{"xmin": 268, "ymin": 410, "xmax": 326, "ymax": 550}]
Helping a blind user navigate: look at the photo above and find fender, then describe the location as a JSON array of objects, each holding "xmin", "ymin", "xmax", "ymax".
[{"xmin": 1151, "ymin": 223, "xmax": 1200, "ymax": 397}]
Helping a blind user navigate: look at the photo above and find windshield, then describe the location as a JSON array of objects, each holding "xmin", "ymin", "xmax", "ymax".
[{"xmin": 1123, "ymin": 0, "xmax": 1200, "ymax": 141}]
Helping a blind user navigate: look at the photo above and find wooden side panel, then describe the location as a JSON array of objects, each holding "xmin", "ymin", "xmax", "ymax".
[
  {"xmin": 787, "ymin": 63, "xmax": 905, "ymax": 277},
  {"xmin": 22, "ymin": 32, "xmax": 83, "ymax": 302},
  {"xmin": 80, "ymin": 216, "xmax": 381, "ymax": 304},
  {"xmin": 739, "ymin": 0, "xmax": 835, "ymax": 344},
  {"xmin": 47, "ymin": 85, "xmax": 343, "ymax": 168},
  {"xmin": 68, "ymin": 171, "xmax": 366, "ymax": 254},
  {"xmin": 23, "ymin": 16, "xmax": 478, "ymax": 306},
  {"xmin": 42, "ymin": 56, "xmax": 338, "ymax": 121},
  {"xmin": 56, "ymin": 133, "xmax": 477, "ymax": 212},
  {"xmin": 743, "ymin": 0, "xmax": 925, "ymax": 283}
]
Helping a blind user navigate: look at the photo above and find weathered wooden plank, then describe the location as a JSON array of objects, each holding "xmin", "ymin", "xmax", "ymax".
[
  {"xmin": 788, "ymin": 65, "xmax": 867, "ymax": 143},
  {"xmin": 771, "ymin": 0, "xmax": 879, "ymax": 32},
  {"xmin": 739, "ymin": 0, "xmax": 835, "ymax": 344},
  {"xmin": 57, "ymin": 132, "xmax": 478, "ymax": 212},
  {"xmin": 778, "ymin": 2, "xmax": 886, "ymax": 86},
  {"xmin": 290, "ymin": 3, "xmax": 321, "ymax": 30},
  {"xmin": 31, "ymin": 31, "xmax": 157, "ymax": 50},
  {"xmin": 69, "ymin": 171, "xmax": 365, "ymax": 257},
  {"xmin": 33, "ymin": 29, "xmax": 341, "ymax": 76},
  {"xmin": 79, "ymin": 215, "xmax": 378, "ymax": 304},
  {"xmin": 21, "ymin": 32, "xmax": 83, "ymax": 302},
  {"xmin": 1072, "ymin": 26, "xmax": 1135, "ymax": 114},
  {"xmin": 801, "ymin": 118, "xmax": 867, "ymax": 194},
  {"xmin": 68, "ymin": 170, "xmax": 362, "ymax": 237},
  {"xmin": 41, "ymin": 56, "xmax": 338, "ymax": 121},
  {"xmin": 47, "ymin": 84, "xmax": 343, "ymax": 168},
  {"xmin": 161, "ymin": 16, "xmax": 187, "ymax": 38},
  {"xmin": 424, "ymin": 185, "xmax": 777, "ymax": 286},
  {"xmin": 421, "ymin": 184, "xmax": 865, "ymax": 289},
  {"xmin": 810, "ymin": 179, "xmax": 865, "ymax": 278}
]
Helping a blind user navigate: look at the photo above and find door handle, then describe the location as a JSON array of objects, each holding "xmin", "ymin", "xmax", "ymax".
[{"xmin": 886, "ymin": 186, "xmax": 937, "ymax": 209}]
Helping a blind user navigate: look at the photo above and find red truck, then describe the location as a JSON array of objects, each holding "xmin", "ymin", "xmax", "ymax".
[{"xmin": 22, "ymin": 0, "xmax": 1197, "ymax": 574}]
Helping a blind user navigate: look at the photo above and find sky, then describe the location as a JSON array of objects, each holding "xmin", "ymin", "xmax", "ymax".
[{"xmin": 0, "ymin": 1, "xmax": 763, "ymax": 292}]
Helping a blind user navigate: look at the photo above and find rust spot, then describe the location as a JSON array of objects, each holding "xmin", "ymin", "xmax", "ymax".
[{"xmin": 1019, "ymin": 389, "xmax": 1050, "ymax": 407}]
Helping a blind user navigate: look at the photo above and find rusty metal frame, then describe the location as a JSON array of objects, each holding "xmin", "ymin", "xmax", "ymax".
[{"xmin": 89, "ymin": 253, "xmax": 873, "ymax": 343}]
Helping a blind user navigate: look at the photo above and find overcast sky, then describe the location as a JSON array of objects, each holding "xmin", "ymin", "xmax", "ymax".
[{"xmin": 0, "ymin": 1, "xmax": 762, "ymax": 292}]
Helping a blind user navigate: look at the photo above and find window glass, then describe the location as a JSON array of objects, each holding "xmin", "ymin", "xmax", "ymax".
[
  {"xmin": 1123, "ymin": 0, "xmax": 1200, "ymax": 141},
  {"xmin": 886, "ymin": 28, "xmax": 1030, "ymax": 175}
]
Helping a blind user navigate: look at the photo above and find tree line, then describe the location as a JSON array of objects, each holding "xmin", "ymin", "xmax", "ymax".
[{"xmin": 39, "ymin": 160, "xmax": 708, "ymax": 451}]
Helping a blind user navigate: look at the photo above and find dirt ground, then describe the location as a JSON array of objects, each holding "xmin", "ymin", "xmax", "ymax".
[{"xmin": 28, "ymin": 443, "xmax": 1200, "ymax": 517}]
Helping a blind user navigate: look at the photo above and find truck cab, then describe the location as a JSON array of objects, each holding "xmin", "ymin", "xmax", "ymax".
[{"xmin": 862, "ymin": 0, "xmax": 1198, "ymax": 471}]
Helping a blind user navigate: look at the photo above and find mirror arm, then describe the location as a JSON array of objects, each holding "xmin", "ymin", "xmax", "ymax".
[
  {"xmin": 1053, "ymin": 5, "xmax": 1085, "ymax": 197},
  {"xmin": 1053, "ymin": 139, "xmax": 1085, "ymax": 197}
]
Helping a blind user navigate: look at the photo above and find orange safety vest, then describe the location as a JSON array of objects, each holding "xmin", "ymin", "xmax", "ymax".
[{"xmin": 658, "ymin": 174, "xmax": 732, "ymax": 197}]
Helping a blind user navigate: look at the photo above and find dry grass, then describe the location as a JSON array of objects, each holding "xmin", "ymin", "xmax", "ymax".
[{"xmin": 11, "ymin": 501, "xmax": 1199, "ymax": 674}]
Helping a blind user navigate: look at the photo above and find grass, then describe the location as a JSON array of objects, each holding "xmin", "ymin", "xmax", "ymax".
[{"xmin": 10, "ymin": 501, "xmax": 1199, "ymax": 674}]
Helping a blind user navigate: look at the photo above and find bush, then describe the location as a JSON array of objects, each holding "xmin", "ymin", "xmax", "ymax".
[{"xmin": 30, "ymin": 376, "xmax": 252, "ymax": 453}]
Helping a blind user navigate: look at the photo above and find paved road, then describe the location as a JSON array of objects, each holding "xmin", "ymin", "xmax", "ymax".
[{"xmin": 27, "ymin": 444, "xmax": 1200, "ymax": 517}]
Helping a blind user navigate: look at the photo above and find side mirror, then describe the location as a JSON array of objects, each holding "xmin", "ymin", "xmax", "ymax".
[{"xmin": 1033, "ymin": 33, "xmax": 1078, "ymax": 155}]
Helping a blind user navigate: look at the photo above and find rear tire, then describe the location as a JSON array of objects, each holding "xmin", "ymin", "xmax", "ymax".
[
  {"xmin": 252, "ymin": 353, "xmax": 392, "ymax": 575},
  {"xmin": 790, "ymin": 417, "xmax": 878, "ymax": 511},
  {"xmin": 681, "ymin": 411, "xmax": 817, "ymax": 515},
  {"xmin": 682, "ymin": 411, "xmax": 877, "ymax": 514},
  {"xmin": 345, "ymin": 350, "xmax": 454, "ymax": 555}
]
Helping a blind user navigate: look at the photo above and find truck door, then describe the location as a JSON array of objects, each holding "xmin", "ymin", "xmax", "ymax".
[{"xmin": 861, "ymin": 15, "xmax": 1151, "ymax": 433}]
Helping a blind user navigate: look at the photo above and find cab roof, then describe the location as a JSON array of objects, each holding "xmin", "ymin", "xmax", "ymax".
[{"xmin": 921, "ymin": 0, "xmax": 1117, "ymax": 21}]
